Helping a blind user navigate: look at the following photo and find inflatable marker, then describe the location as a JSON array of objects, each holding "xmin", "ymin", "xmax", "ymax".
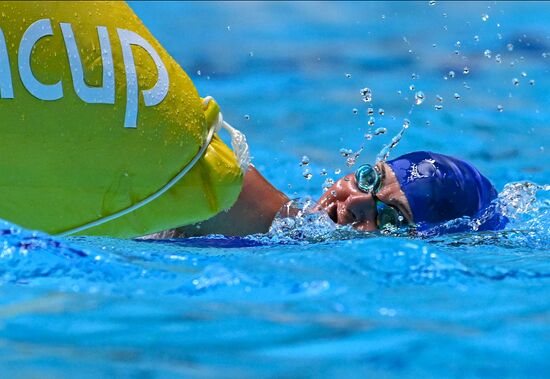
[{"xmin": 0, "ymin": 2, "xmax": 249, "ymax": 238}]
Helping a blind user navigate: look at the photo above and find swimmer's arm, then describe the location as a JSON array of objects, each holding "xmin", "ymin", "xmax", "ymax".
[{"xmin": 169, "ymin": 166, "xmax": 288, "ymax": 237}]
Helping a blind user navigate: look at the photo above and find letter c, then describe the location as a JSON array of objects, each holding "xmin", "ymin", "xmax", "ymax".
[{"xmin": 18, "ymin": 19, "xmax": 63, "ymax": 101}]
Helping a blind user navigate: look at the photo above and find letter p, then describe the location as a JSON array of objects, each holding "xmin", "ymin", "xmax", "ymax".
[{"xmin": 117, "ymin": 29, "xmax": 169, "ymax": 128}]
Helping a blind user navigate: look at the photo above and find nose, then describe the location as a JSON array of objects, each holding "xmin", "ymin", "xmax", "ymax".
[{"xmin": 317, "ymin": 174, "xmax": 378, "ymax": 230}]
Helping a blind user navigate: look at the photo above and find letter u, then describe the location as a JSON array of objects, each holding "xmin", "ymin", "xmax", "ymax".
[{"xmin": 60, "ymin": 23, "xmax": 115, "ymax": 104}]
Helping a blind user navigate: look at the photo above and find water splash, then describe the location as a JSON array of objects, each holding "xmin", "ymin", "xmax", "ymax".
[
  {"xmin": 376, "ymin": 120, "xmax": 409, "ymax": 162},
  {"xmin": 497, "ymin": 181, "xmax": 550, "ymax": 220},
  {"xmin": 418, "ymin": 181, "xmax": 550, "ymax": 240},
  {"xmin": 268, "ymin": 181, "xmax": 549, "ymax": 246},
  {"xmin": 268, "ymin": 197, "xmax": 341, "ymax": 242}
]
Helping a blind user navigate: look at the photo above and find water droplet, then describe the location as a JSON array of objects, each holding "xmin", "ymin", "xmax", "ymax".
[
  {"xmin": 447, "ymin": 71, "xmax": 455, "ymax": 79},
  {"xmin": 249, "ymin": 51, "xmax": 254, "ymax": 57},
  {"xmin": 302, "ymin": 168, "xmax": 312, "ymax": 180},
  {"xmin": 432, "ymin": 43, "xmax": 437, "ymax": 48},
  {"xmin": 436, "ymin": 94, "xmax": 443, "ymax": 102},
  {"xmin": 352, "ymin": 108, "xmax": 358, "ymax": 115},
  {"xmin": 454, "ymin": 93, "xmax": 461, "ymax": 100},
  {"xmin": 331, "ymin": 190, "xmax": 337, "ymax": 196},
  {"xmin": 429, "ymin": 0, "xmax": 436, "ymax": 6},
  {"xmin": 244, "ymin": 114, "xmax": 250, "ymax": 120},
  {"xmin": 474, "ymin": 35, "xmax": 480, "ymax": 42},
  {"xmin": 360, "ymin": 87, "xmax": 372, "ymax": 102},
  {"xmin": 434, "ymin": 104, "xmax": 443, "ymax": 110},
  {"xmin": 484, "ymin": 49, "xmax": 492, "ymax": 58},
  {"xmin": 414, "ymin": 91, "xmax": 425, "ymax": 105},
  {"xmin": 323, "ymin": 178, "xmax": 335, "ymax": 188},
  {"xmin": 378, "ymin": 108, "xmax": 385, "ymax": 116},
  {"xmin": 339, "ymin": 148, "xmax": 353, "ymax": 158},
  {"xmin": 334, "ymin": 168, "xmax": 341, "ymax": 175},
  {"xmin": 497, "ymin": 104, "xmax": 504, "ymax": 112},
  {"xmin": 425, "ymin": 120, "xmax": 431, "ymax": 126},
  {"xmin": 521, "ymin": 71, "xmax": 527, "ymax": 77},
  {"xmin": 497, "ymin": 33, "xmax": 503, "ymax": 40},
  {"xmin": 374, "ymin": 127, "xmax": 387, "ymax": 135},
  {"xmin": 463, "ymin": 67, "xmax": 470, "ymax": 75},
  {"xmin": 197, "ymin": 70, "xmax": 201, "ymax": 76},
  {"xmin": 411, "ymin": 73, "xmax": 418, "ymax": 80},
  {"xmin": 367, "ymin": 108, "xmax": 374, "ymax": 116},
  {"xmin": 409, "ymin": 84, "xmax": 415, "ymax": 91},
  {"xmin": 300, "ymin": 155, "xmax": 310, "ymax": 166},
  {"xmin": 346, "ymin": 156, "xmax": 357, "ymax": 167},
  {"xmin": 463, "ymin": 82, "xmax": 471, "ymax": 90},
  {"xmin": 368, "ymin": 117, "xmax": 375, "ymax": 126},
  {"xmin": 345, "ymin": 73, "xmax": 352, "ymax": 78},
  {"xmin": 495, "ymin": 54, "xmax": 502, "ymax": 64},
  {"xmin": 505, "ymin": 43, "xmax": 514, "ymax": 52},
  {"xmin": 365, "ymin": 133, "xmax": 373, "ymax": 140},
  {"xmin": 481, "ymin": 13, "xmax": 489, "ymax": 22},
  {"xmin": 455, "ymin": 41, "xmax": 461, "ymax": 49},
  {"xmin": 320, "ymin": 168, "xmax": 328, "ymax": 176},
  {"xmin": 403, "ymin": 119, "xmax": 410, "ymax": 128},
  {"xmin": 512, "ymin": 78, "xmax": 519, "ymax": 86},
  {"xmin": 529, "ymin": 79, "xmax": 535, "ymax": 86},
  {"xmin": 226, "ymin": 25, "xmax": 231, "ymax": 31}
]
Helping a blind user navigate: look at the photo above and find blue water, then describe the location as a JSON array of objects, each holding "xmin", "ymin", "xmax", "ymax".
[{"xmin": 1, "ymin": 2, "xmax": 549, "ymax": 378}]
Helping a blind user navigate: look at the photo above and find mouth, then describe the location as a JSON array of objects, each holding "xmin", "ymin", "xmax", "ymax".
[
  {"xmin": 318, "ymin": 198, "xmax": 382, "ymax": 231},
  {"xmin": 327, "ymin": 203, "xmax": 338, "ymax": 223}
]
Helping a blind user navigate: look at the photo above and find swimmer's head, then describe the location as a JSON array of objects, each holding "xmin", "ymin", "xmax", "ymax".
[{"xmin": 317, "ymin": 151, "xmax": 507, "ymax": 232}]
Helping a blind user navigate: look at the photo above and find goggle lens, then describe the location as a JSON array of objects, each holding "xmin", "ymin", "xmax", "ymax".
[
  {"xmin": 355, "ymin": 164, "xmax": 381, "ymax": 193},
  {"xmin": 376, "ymin": 201, "xmax": 407, "ymax": 229}
]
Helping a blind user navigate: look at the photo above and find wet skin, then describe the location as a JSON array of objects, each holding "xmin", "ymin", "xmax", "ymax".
[
  {"xmin": 316, "ymin": 162, "xmax": 413, "ymax": 231},
  {"xmin": 150, "ymin": 162, "xmax": 413, "ymax": 238}
]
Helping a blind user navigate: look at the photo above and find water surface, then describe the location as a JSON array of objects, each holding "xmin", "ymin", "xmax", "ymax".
[{"xmin": 1, "ymin": 2, "xmax": 549, "ymax": 378}]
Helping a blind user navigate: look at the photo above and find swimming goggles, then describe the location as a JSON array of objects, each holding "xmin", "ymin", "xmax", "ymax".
[{"xmin": 355, "ymin": 164, "xmax": 408, "ymax": 229}]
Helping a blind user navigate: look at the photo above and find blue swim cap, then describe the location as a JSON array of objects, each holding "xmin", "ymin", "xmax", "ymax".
[{"xmin": 386, "ymin": 151, "xmax": 507, "ymax": 231}]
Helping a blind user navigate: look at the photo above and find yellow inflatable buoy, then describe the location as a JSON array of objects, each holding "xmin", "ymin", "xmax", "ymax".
[{"xmin": 0, "ymin": 1, "xmax": 247, "ymax": 238}]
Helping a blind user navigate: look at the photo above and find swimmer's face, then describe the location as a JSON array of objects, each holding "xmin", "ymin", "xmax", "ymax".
[{"xmin": 316, "ymin": 162, "xmax": 413, "ymax": 231}]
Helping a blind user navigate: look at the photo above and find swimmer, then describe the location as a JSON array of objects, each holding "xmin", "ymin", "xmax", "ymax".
[
  {"xmin": 0, "ymin": 3, "xmax": 506, "ymax": 239},
  {"xmin": 155, "ymin": 151, "xmax": 507, "ymax": 237}
]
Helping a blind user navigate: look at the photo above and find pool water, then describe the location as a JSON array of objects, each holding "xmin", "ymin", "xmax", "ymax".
[{"xmin": 1, "ymin": 2, "xmax": 549, "ymax": 378}]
